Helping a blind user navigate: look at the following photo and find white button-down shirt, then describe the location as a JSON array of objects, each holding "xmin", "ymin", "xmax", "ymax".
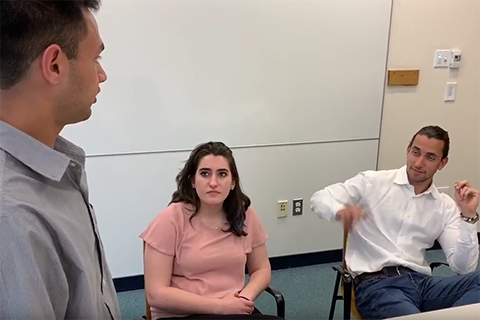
[{"xmin": 310, "ymin": 166, "xmax": 479, "ymax": 277}]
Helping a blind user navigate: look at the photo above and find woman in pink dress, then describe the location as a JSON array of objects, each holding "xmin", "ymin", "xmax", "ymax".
[{"xmin": 140, "ymin": 141, "xmax": 283, "ymax": 320}]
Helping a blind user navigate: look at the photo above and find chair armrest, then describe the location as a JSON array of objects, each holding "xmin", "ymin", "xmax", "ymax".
[
  {"xmin": 430, "ymin": 261, "xmax": 449, "ymax": 269},
  {"xmin": 331, "ymin": 265, "xmax": 353, "ymax": 284},
  {"xmin": 264, "ymin": 286, "xmax": 286, "ymax": 318},
  {"xmin": 331, "ymin": 265, "xmax": 353, "ymax": 320}
]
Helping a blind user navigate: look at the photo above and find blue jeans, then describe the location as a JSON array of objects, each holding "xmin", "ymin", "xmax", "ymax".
[{"xmin": 354, "ymin": 270, "xmax": 480, "ymax": 319}]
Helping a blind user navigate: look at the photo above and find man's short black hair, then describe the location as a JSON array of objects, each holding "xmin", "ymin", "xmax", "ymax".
[
  {"xmin": 408, "ymin": 125, "xmax": 450, "ymax": 159},
  {"xmin": 0, "ymin": 0, "xmax": 102, "ymax": 90}
]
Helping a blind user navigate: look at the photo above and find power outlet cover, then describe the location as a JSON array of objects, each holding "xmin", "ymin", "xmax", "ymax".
[
  {"xmin": 293, "ymin": 198, "xmax": 303, "ymax": 216},
  {"xmin": 277, "ymin": 200, "xmax": 288, "ymax": 218}
]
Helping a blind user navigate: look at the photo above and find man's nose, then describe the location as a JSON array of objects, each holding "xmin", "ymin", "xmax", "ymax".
[
  {"xmin": 414, "ymin": 157, "xmax": 425, "ymax": 167},
  {"xmin": 98, "ymin": 65, "xmax": 107, "ymax": 83}
]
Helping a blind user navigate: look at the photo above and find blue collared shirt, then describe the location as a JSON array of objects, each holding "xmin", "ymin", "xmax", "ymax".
[{"xmin": 0, "ymin": 120, "xmax": 121, "ymax": 319}]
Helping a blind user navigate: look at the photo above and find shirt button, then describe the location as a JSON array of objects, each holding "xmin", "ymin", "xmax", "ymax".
[{"xmin": 70, "ymin": 162, "xmax": 77, "ymax": 167}]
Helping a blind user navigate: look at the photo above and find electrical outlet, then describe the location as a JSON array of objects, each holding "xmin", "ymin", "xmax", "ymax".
[
  {"xmin": 292, "ymin": 198, "xmax": 303, "ymax": 216},
  {"xmin": 277, "ymin": 200, "xmax": 287, "ymax": 218}
]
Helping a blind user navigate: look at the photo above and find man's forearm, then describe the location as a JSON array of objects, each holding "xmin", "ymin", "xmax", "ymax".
[
  {"xmin": 310, "ymin": 188, "xmax": 345, "ymax": 222},
  {"xmin": 450, "ymin": 222, "xmax": 479, "ymax": 274}
]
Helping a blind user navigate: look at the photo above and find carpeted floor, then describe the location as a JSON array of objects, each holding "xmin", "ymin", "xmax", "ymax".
[{"xmin": 117, "ymin": 250, "xmax": 477, "ymax": 319}]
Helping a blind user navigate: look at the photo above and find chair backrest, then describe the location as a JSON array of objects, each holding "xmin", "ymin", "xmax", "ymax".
[
  {"xmin": 342, "ymin": 229, "xmax": 362, "ymax": 319},
  {"xmin": 143, "ymin": 241, "xmax": 152, "ymax": 320}
]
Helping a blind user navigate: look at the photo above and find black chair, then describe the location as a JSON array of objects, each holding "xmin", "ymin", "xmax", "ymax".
[
  {"xmin": 141, "ymin": 241, "xmax": 286, "ymax": 319},
  {"xmin": 142, "ymin": 286, "xmax": 285, "ymax": 320}
]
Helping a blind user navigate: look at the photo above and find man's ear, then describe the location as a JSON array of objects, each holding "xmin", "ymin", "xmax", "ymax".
[
  {"xmin": 41, "ymin": 44, "xmax": 67, "ymax": 85},
  {"xmin": 438, "ymin": 157, "xmax": 449, "ymax": 171}
]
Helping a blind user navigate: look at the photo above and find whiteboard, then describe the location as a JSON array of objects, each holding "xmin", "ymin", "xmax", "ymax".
[{"xmin": 61, "ymin": 0, "xmax": 392, "ymax": 155}]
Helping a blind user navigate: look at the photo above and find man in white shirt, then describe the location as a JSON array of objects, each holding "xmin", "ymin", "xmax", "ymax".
[{"xmin": 310, "ymin": 125, "xmax": 479, "ymax": 319}]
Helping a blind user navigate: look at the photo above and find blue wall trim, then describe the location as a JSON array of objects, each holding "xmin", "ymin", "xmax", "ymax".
[{"xmin": 113, "ymin": 232, "xmax": 480, "ymax": 292}]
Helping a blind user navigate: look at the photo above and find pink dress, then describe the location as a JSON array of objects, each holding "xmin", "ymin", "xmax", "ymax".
[{"xmin": 139, "ymin": 202, "xmax": 268, "ymax": 319}]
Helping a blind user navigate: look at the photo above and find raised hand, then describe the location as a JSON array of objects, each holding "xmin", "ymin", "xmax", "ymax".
[
  {"xmin": 335, "ymin": 205, "xmax": 366, "ymax": 231},
  {"xmin": 454, "ymin": 180, "xmax": 479, "ymax": 217}
]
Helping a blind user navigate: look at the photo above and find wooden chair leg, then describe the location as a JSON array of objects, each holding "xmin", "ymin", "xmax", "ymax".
[
  {"xmin": 328, "ymin": 271, "xmax": 342, "ymax": 320},
  {"xmin": 343, "ymin": 277, "xmax": 352, "ymax": 320}
]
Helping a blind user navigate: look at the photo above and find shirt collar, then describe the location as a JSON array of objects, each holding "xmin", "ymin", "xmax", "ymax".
[
  {"xmin": 0, "ymin": 120, "xmax": 86, "ymax": 182},
  {"xmin": 394, "ymin": 165, "xmax": 441, "ymax": 199}
]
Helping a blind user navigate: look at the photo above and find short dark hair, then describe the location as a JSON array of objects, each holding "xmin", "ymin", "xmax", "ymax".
[
  {"xmin": 170, "ymin": 141, "xmax": 251, "ymax": 237},
  {"xmin": 0, "ymin": 0, "xmax": 102, "ymax": 90},
  {"xmin": 408, "ymin": 125, "xmax": 450, "ymax": 159}
]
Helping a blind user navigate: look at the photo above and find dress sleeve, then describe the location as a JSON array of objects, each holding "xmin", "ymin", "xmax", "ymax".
[
  {"xmin": 245, "ymin": 206, "xmax": 268, "ymax": 253},
  {"xmin": 139, "ymin": 204, "xmax": 181, "ymax": 256}
]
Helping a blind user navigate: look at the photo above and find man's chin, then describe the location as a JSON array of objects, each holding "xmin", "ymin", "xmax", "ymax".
[
  {"xmin": 78, "ymin": 108, "xmax": 93, "ymax": 122},
  {"xmin": 64, "ymin": 110, "xmax": 93, "ymax": 126},
  {"xmin": 408, "ymin": 171, "xmax": 425, "ymax": 183}
]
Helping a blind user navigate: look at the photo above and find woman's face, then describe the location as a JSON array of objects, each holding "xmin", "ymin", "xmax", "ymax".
[{"xmin": 192, "ymin": 154, "xmax": 235, "ymax": 207}]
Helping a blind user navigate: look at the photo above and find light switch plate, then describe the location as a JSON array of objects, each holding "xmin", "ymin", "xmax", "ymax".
[
  {"xmin": 444, "ymin": 82, "xmax": 457, "ymax": 102},
  {"xmin": 434, "ymin": 50, "xmax": 451, "ymax": 68}
]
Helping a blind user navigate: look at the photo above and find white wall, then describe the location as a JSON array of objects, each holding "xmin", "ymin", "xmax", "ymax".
[
  {"xmin": 60, "ymin": 0, "xmax": 393, "ymax": 278},
  {"xmin": 63, "ymin": 0, "xmax": 391, "ymax": 154},
  {"xmin": 86, "ymin": 140, "xmax": 378, "ymax": 277},
  {"xmin": 63, "ymin": 0, "xmax": 480, "ymax": 279},
  {"xmin": 378, "ymin": 0, "xmax": 480, "ymax": 230}
]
